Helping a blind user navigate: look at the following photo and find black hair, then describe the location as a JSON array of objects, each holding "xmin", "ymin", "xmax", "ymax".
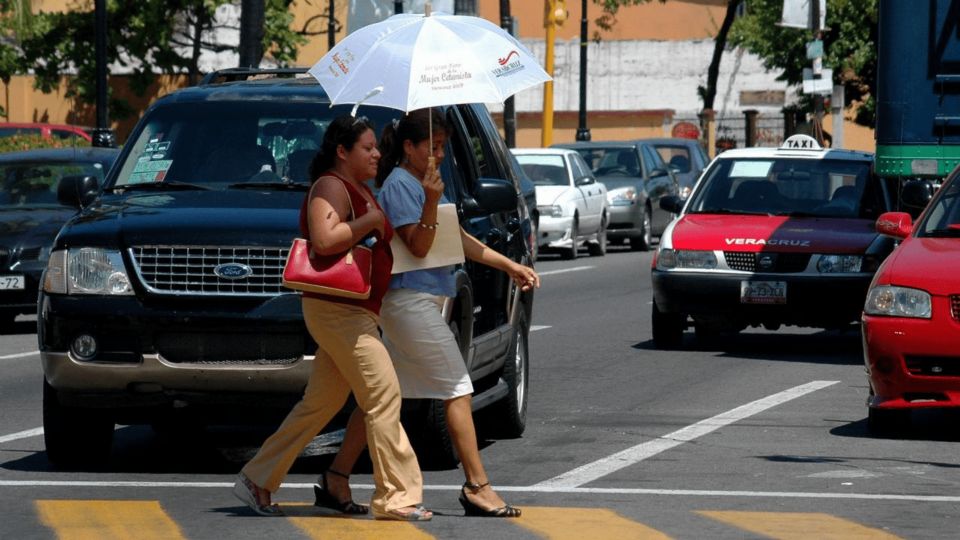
[
  {"xmin": 375, "ymin": 108, "xmax": 449, "ymax": 187},
  {"xmin": 308, "ymin": 115, "xmax": 377, "ymax": 182}
]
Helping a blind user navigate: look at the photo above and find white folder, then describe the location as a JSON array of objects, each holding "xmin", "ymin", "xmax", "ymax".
[{"xmin": 390, "ymin": 203, "xmax": 465, "ymax": 274}]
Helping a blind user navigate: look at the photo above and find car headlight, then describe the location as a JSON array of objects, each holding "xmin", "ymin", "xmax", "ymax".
[
  {"xmin": 817, "ymin": 254, "xmax": 863, "ymax": 273},
  {"xmin": 656, "ymin": 248, "xmax": 717, "ymax": 270},
  {"xmin": 537, "ymin": 204, "xmax": 563, "ymax": 218},
  {"xmin": 42, "ymin": 248, "xmax": 134, "ymax": 295},
  {"xmin": 864, "ymin": 285, "xmax": 931, "ymax": 318},
  {"xmin": 607, "ymin": 187, "xmax": 637, "ymax": 206}
]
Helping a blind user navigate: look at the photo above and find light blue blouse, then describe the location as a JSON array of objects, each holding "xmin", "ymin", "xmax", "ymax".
[{"xmin": 377, "ymin": 167, "xmax": 458, "ymax": 297}]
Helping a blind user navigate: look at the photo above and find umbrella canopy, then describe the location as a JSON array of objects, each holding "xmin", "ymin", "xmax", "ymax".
[{"xmin": 309, "ymin": 11, "xmax": 550, "ymax": 112}]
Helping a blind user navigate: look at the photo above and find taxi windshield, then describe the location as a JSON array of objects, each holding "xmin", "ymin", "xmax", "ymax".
[
  {"xmin": 686, "ymin": 158, "xmax": 880, "ymax": 219},
  {"xmin": 111, "ymin": 101, "xmax": 397, "ymax": 190}
]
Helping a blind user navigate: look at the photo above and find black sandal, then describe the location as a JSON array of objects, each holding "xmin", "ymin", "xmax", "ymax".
[
  {"xmin": 314, "ymin": 468, "xmax": 369, "ymax": 515},
  {"xmin": 459, "ymin": 481, "xmax": 521, "ymax": 518}
]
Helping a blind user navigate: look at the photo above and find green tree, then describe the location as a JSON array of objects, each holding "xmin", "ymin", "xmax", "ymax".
[
  {"xmin": 0, "ymin": 0, "xmax": 306, "ymax": 120},
  {"xmin": 729, "ymin": 0, "xmax": 878, "ymax": 126}
]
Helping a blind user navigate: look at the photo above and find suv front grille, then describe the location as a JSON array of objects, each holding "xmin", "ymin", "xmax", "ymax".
[
  {"xmin": 130, "ymin": 245, "xmax": 290, "ymax": 296},
  {"xmin": 723, "ymin": 252, "xmax": 811, "ymax": 273}
]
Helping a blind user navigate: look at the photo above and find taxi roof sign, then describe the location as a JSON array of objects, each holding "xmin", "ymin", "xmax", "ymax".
[{"xmin": 781, "ymin": 134, "xmax": 822, "ymax": 150}]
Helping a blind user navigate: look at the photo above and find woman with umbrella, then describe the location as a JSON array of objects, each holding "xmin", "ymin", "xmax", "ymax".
[{"xmin": 316, "ymin": 108, "xmax": 538, "ymax": 518}]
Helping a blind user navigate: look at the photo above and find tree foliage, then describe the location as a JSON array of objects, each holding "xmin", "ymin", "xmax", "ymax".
[
  {"xmin": 729, "ymin": 0, "xmax": 878, "ymax": 125},
  {"xmin": 0, "ymin": 0, "xmax": 306, "ymax": 120}
]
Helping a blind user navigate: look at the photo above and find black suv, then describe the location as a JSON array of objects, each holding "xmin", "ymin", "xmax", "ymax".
[{"xmin": 39, "ymin": 69, "xmax": 535, "ymax": 468}]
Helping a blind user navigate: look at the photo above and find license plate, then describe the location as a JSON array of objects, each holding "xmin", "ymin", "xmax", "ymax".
[
  {"xmin": 0, "ymin": 275, "xmax": 25, "ymax": 290},
  {"xmin": 740, "ymin": 280, "xmax": 786, "ymax": 304}
]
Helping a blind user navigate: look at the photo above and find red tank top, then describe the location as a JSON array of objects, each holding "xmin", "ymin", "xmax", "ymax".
[{"xmin": 298, "ymin": 172, "xmax": 394, "ymax": 315}]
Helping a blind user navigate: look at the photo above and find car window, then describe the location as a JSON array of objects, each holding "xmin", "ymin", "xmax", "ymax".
[
  {"xmin": 655, "ymin": 145, "xmax": 693, "ymax": 173},
  {"xmin": 455, "ymin": 104, "xmax": 502, "ymax": 180},
  {"xmin": 514, "ymin": 154, "xmax": 568, "ymax": 186},
  {"xmin": 570, "ymin": 153, "xmax": 592, "ymax": 181},
  {"xmin": 687, "ymin": 158, "xmax": 879, "ymax": 218},
  {"xmin": 918, "ymin": 179, "xmax": 960, "ymax": 236},
  {"xmin": 641, "ymin": 146, "xmax": 662, "ymax": 177},
  {"xmin": 113, "ymin": 102, "xmax": 396, "ymax": 188},
  {"xmin": 0, "ymin": 160, "xmax": 108, "ymax": 207}
]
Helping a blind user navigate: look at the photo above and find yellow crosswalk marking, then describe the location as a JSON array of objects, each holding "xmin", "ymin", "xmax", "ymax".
[
  {"xmin": 36, "ymin": 500, "xmax": 187, "ymax": 540},
  {"xmin": 698, "ymin": 511, "xmax": 904, "ymax": 540},
  {"xmin": 515, "ymin": 506, "xmax": 672, "ymax": 540}
]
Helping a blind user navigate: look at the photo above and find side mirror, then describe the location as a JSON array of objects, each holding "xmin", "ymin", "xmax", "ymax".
[
  {"xmin": 575, "ymin": 176, "xmax": 595, "ymax": 186},
  {"xmin": 463, "ymin": 177, "xmax": 517, "ymax": 217},
  {"xmin": 876, "ymin": 211, "xmax": 913, "ymax": 239},
  {"xmin": 57, "ymin": 175, "xmax": 100, "ymax": 208},
  {"xmin": 901, "ymin": 179, "xmax": 935, "ymax": 209},
  {"xmin": 660, "ymin": 194, "xmax": 684, "ymax": 214},
  {"xmin": 651, "ymin": 168, "xmax": 669, "ymax": 178}
]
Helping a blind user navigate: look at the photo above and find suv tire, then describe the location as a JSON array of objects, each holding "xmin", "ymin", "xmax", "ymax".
[
  {"xmin": 43, "ymin": 379, "xmax": 114, "ymax": 469},
  {"xmin": 489, "ymin": 309, "xmax": 530, "ymax": 438}
]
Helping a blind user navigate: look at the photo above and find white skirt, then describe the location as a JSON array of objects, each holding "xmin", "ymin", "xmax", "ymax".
[{"xmin": 379, "ymin": 288, "xmax": 474, "ymax": 400}]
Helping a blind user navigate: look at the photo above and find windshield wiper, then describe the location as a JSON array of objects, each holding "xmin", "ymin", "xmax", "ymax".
[
  {"xmin": 692, "ymin": 208, "xmax": 772, "ymax": 216},
  {"xmin": 924, "ymin": 227, "xmax": 960, "ymax": 238},
  {"xmin": 227, "ymin": 181, "xmax": 310, "ymax": 190},
  {"xmin": 776, "ymin": 211, "xmax": 824, "ymax": 217},
  {"xmin": 111, "ymin": 181, "xmax": 209, "ymax": 192}
]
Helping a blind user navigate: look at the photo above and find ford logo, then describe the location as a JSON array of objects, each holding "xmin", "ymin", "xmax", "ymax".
[{"xmin": 213, "ymin": 263, "xmax": 253, "ymax": 280}]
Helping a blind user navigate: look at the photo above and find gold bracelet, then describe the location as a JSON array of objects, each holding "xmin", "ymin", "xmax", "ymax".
[{"xmin": 417, "ymin": 221, "xmax": 438, "ymax": 230}]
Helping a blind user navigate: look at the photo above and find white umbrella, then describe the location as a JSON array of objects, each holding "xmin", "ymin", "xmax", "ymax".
[{"xmin": 308, "ymin": 8, "xmax": 550, "ymax": 115}]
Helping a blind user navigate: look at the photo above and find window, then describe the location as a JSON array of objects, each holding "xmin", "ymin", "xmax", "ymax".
[{"xmin": 454, "ymin": 0, "xmax": 477, "ymax": 15}]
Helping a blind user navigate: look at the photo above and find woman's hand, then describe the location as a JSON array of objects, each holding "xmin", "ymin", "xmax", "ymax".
[
  {"xmin": 507, "ymin": 262, "xmax": 540, "ymax": 291},
  {"xmin": 363, "ymin": 202, "xmax": 386, "ymax": 236},
  {"xmin": 422, "ymin": 159, "xmax": 444, "ymax": 204}
]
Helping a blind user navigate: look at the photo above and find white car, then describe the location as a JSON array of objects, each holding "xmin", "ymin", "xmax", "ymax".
[{"xmin": 512, "ymin": 148, "xmax": 609, "ymax": 259}]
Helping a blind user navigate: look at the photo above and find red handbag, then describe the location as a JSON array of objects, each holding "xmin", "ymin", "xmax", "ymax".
[
  {"xmin": 282, "ymin": 180, "xmax": 373, "ymax": 299},
  {"xmin": 282, "ymin": 239, "xmax": 372, "ymax": 299}
]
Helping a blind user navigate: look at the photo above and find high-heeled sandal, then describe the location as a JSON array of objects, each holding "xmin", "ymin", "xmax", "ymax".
[
  {"xmin": 232, "ymin": 472, "xmax": 283, "ymax": 516},
  {"xmin": 313, "ymin": 468, "xmax": 369, "ymax": 515},
  {"xmin": 458, "ymin": 481, "xmax": 521, "ymax": 518}
]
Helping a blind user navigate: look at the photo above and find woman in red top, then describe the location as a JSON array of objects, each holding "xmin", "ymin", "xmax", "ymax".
[{"xmin": 233, "ymin": 115, "xmax": 431, "ymax": 521}]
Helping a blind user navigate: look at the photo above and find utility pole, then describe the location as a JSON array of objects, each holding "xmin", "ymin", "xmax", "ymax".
[
  {"xmin": 542, "ymin": 0, "xmax": 565, "ymax": 147},
  {"xmin": 500, "ymin": 0, "xmax": 516, "ymax": 147},
  {"xmin": 395, "ymin": 1, "xmax": 403, "ymax": 14},
  {"xmin": 238, "ymin": 0, "xmax": 265, "ymax": 68},
  {"xmin": 811, "ymin": 0, "xmax": 825, "ymax": 146},
  {"xmin": 91, "ymin": 0, "xmax": 114, "ymax": 147},
  {"xmin": 328, "ymin": 0, "xmax": 336, "ymax": 50},
  {"xmin": 575, "ymin": 0, "xmax": 590, "ymax": 141}
]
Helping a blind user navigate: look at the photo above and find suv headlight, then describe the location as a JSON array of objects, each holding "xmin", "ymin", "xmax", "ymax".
[
  {"xmin": 817, "ymin": 254, "xmax": 863, "ymax": 273},
  {"xmin": 656, "ymin": 248, "xmax": 717, "ymax": 270},
  {"xmin": 537, "ymin": 204, "xmax": 563, "ymax": 218},
  {"xmin": 43, "ymin": 248, "xmax": 134, "ymax": 295},
  {"xmin": 608, "ymin": 187, "xmax": 637, "ymax": 206},
  {"xmin": 864, "ymin": 286, "xmax": 931, "ymax": 318}
]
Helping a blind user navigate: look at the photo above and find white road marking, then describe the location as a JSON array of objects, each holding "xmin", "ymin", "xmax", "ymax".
[
  {"xmin": 538, "ymin": 266, "xmax": 594, "ymax": 276},
  {"xmin": 0, "ymin": 351, "xmax": 39, "ymax": 360},
  {"xmin": 0, "ymin": 427, "xmax": 43, "ymax": 444},
  {"xmin": 534, "ymin": 380, "xmax": 840, "ymax": 489},
  {"xmin": 530, "ymin": 325, "xmax": 551, "ymax": 332},
  {"xmin": 0, "ymin": 480, "xmax": 957, "ymax": 503}
]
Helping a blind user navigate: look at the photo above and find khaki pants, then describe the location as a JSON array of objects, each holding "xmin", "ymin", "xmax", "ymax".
[{"xmin": 241, "ymin": 298, "xmax": 423, "ymax": 513}]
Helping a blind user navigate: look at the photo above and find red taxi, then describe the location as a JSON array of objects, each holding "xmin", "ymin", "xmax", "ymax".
[
  {"xmin": 651, "ymin": 135, "xmax": 898, "ymax": 348},
  {"xmin": 863, "ymin": 171, "xmax": 960, "ymax": 433}
]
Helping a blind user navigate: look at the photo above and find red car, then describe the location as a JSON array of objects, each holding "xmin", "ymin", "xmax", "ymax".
[
  {"xmin": 863, "ymin": 172, "xmax": 960, "ymax": 433},
  {"xmin": 0, "ymin": 122, "xmax": 92, "ymax": 142}
]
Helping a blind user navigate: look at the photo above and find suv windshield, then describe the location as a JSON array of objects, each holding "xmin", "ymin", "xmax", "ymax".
[
  {"xmin": 686, "ymin": 158, "xmax": 881, "ymax": 218},
  {"xmin": 113, "ymin": 101, "xmax": 397, "ymax": 190}
]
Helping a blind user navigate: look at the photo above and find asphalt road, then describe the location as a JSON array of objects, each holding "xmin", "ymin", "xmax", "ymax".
[{"xmin": 2, "ymin": 246, "xmax": 959, "ymax": 539}]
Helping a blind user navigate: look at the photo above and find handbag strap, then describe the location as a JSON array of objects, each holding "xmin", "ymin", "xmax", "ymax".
[{"xmin": 309, "ymin": 173, "xmax": 357, "ymax": 222}]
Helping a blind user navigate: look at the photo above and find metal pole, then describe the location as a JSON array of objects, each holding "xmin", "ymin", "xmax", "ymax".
[
  {"xmin": 328, "ymin": 0, "xmax": 336, "ymax": 49},
  {"xmin": 500, "ymin": 0, "xmax": 516, "ymax": 147},
  {"xmin": 541, "ymin": 0, "xmax": 557, "ymax": 147},
  {"xmin": 395, "ymin": 1, "xmax": 403, "ymax": 14},
  {"xmin": 92, "ymin": 0, "xmax": 114, "ymax": 147},
  {"xmin": 811, "ymin": 0, "xmax": 825, "ymax": 146},
  {"xmin": 575, "ymin": 0, "xmax": 590, "ymax": 141}
]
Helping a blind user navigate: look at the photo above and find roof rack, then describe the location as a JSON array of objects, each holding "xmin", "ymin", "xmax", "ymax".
[{"xmin": 198, "ymin": 67, "xmax": 310, "ymax": 86}]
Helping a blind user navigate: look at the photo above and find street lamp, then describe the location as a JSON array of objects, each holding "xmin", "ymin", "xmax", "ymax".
[
  {"xmin": 92, "ymin": 0, "xmax": 115, "ymax": 147},
  {"xmin": 395, "ymin": 1, "xmax": 403, "ymax": 14},
  {"xmin": 501, "ymin": 0, "xmax": 516, "ymax": 147},
  {"xmin": 575, "ymin": 0, "xmax": 590, "ymax": 141},
  {"xmin": 328, "ymin": 0, "xmax": 336, "ymax": 49}
]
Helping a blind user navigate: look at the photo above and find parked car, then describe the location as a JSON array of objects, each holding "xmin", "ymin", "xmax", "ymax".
[
  {"xmin": 554, "ymin": 140, "xmax": 678, "ymax": 251},
  {"xmin": 645, "ymin": 137, "xmax": 710, "ymax": 199},
  {"xmin": 0, "ymin": 147, "xmax": 118, "ymax": 328},
  {"xmin": 0, "ymin": 122, "xmax": 92, "ymax": 143},
  {"xmin": 651, "ymin": 134, "xmax": 901, "ymax": 348},
  {"xmin": 512, "ymin": 147, "xmax": 608, "ymax": 259},
  {"xmin": 38, "ymin": 68, "xmax": 535, "ymax": 468},
  {"xmin": 862, "ymin": 171, "xmax": 960, "ymax": 434}
]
